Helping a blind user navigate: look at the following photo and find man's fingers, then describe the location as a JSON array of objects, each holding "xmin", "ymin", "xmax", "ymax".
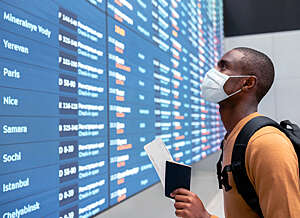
[
  {"xmin": 174, "ymin": 202, "xmax": 189, "ymax": 209},
  {"xmin": 174, "ymin": 194, "xmax": 191, "ymax": 203},
  {"xmin": 175, "ymin": 209, "xmax": 185, "ymax": 217},
  {"xmin": 175, "ymin": 209, "xmax": 190, "ymax": 218},
  {"xmin": 172, "ymin": 188, "xmax": 192, "ymax": 196},
  {"xmin": 172, "ymin": 190, "xmax": 207, "ymax": 218}
]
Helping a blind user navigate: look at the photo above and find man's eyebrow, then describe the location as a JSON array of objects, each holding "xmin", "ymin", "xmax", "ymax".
[{"xmin": 218, "ymin": 59, "xmax": 231, "ymax": 67}]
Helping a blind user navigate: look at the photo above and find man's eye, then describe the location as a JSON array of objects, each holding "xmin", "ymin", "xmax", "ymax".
[
  {"xmin": 217, "ymin": 60, "xmax": 227, "ymax": 71},
  {"xmin": 220, "ymin": 63, "xmax": 226, "ymax": 70}
]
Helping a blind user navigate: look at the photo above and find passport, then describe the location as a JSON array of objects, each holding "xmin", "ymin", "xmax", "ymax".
[{"xmin": 165, "ymin": 160, "xmax": 191, "ymax": 199}]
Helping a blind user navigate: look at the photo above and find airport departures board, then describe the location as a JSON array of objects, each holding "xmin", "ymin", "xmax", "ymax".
[{"xmin": 0, "ymin": 0, "xmax": 225, "ymax": 217}]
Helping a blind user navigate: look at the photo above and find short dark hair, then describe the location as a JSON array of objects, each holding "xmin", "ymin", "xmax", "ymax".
[{"xmin": 233, "ymin": 47, "xmax": 275, "ymax": 103}]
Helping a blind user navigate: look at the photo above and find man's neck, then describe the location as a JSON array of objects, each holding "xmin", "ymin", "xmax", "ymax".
[{"xmin": 219, "ymin": 100, "xmax": 258, "ymax": 135}]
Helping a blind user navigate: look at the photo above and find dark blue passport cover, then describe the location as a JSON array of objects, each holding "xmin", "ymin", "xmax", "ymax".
[{"xmin": 165, "ymin": 160, "xmax": 191, "ymax": 198}]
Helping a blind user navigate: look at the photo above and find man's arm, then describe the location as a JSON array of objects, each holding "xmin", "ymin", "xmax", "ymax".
[
  {"xmin": 246, "ymin": 131, "xmax": 300, "ymax": 217},
  {"xmin": 171, "ymin": 188, "xmax": 218, "ymax": 218}
]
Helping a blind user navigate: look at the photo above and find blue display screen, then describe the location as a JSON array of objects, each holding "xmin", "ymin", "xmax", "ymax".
[{"xmin": 0, "ymin": 0, "xmax": 225, "ymax": 217}]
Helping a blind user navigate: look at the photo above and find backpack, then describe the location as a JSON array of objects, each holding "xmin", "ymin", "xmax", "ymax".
[{"xmin": 217, "ymin": 116, "xmax": 300, "ymax": 217}]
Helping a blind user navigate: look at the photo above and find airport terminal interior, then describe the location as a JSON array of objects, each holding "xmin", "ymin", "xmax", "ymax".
[{"xmin": 0, "ymin": 0, "xmax": 299, "ymax": 217}]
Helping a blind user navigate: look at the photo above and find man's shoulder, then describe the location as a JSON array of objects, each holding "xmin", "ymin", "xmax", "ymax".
[
  {"xmin": 249, "ymin": 125, "xmax": 291, "ymax": 146},
  {"xmin": 245, "ymin": 125, "xmax": 298, "ymax": 185},
  {"xmin": 246, "ymin": 125, "xmax": 296, "ymax": 162}
]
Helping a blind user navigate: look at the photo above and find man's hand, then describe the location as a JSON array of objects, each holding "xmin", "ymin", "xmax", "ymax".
[{"xmin": 171, "ymin": 188, "xmax": 211, "ymax": 218}]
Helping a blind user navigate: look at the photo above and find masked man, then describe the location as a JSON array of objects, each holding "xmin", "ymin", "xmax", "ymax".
[{"xmin": 171, "ymin": 47, "xmax": 300, "ymax": 218}]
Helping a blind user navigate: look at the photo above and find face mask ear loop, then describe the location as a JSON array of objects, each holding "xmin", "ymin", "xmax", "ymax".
[
  {"xmin": 226, "ymin": 88, "xmax": 242, "ymax": 98},
  {"xmin": 224, "ymin": 75, "xmax": 252, "ymax": 98},
  {"xmin": 229, "ymin": 75, "xmax": 253, "ymax": 78}
]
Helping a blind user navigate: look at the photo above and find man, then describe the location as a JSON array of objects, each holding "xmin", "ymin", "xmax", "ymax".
[{"xmin": 171, "ymin": 47, "xmax": 300, "ymax": 217}]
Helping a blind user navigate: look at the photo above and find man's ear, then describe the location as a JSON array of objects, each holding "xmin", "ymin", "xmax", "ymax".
[{"xmin": 242, "ymin": 76, "xmax": 256, "ymax": 91}]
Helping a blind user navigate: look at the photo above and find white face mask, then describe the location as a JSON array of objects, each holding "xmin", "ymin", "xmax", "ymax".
[{"xmin": 202, "ymin": 68, "xmax": 251, "ymax": 103}]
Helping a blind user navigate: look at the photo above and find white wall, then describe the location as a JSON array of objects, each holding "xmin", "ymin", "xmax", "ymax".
[{"xmin": 225, "ymin": 30, "xmax": 300, "ymax": 125}]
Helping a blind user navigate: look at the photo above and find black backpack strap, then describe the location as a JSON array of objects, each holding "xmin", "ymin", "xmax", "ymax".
[
  {"xmin": 217, "ymin": 140, "xmax": 233, "ymax": 192},
  {"xmin": 217, "ymin": 140, "xmax": 224, "ymax": 189},
  {"xmin": 232, "ymin": 116, "xmax": 280, "ymax": 218}
]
